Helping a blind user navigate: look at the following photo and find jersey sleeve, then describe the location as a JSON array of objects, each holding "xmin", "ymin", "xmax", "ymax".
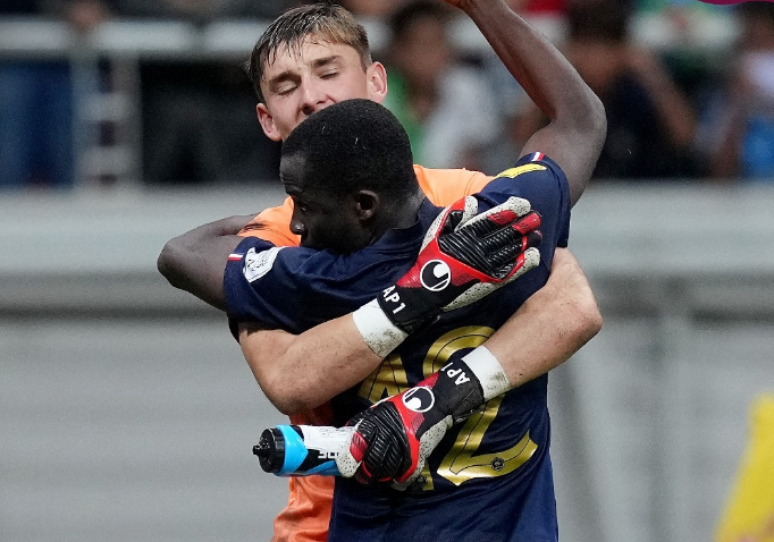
[
  {"xmin": 237, "ymin": 196, "xmax": 301, "ymax": 247},
  {"xmin": 223, "ymin": 237, "xmax": 385, "ymax": 337},
  {"xmin": 414, "ymin": 165, "xmax": 493, "ymax": 207}
]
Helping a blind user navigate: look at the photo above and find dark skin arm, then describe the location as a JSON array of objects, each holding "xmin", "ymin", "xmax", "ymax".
[
  {"xmin": 450, "ymin": 0, "xmax": 606, "ymax": 206},
  {"xmin": 157, "ymin": 215, "xmax": 254, "ymax": 310}
]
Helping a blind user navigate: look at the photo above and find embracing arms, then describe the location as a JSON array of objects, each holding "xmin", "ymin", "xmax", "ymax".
[
  {"xmin": 157, "ymin": 215, "xmax": 255, "ymax": 310},
  {"xmin": 240, "ymin": 247, "xmax": 601, "ymax": 415}
]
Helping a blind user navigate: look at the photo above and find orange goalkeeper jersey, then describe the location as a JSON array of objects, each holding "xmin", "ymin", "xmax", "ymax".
[{"xmin": 237, "ymin": 166, "xmax": 492, "ymax": 542}]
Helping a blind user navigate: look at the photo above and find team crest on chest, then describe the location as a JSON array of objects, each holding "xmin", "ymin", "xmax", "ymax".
[{"xmin": 243, "ymin": 246, "xmax": 284, "ymax": 282}]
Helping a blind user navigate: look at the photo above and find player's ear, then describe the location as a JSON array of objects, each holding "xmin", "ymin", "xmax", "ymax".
[
  {"xmin": 366, "ymin": 62, "xmax": 388, "ymax": 104},
  {"xmin": 257, "ymin": 103, "xmax": 282, "ymax": 142},
  {"xmin": 353, "ymin": 190, "xmax": 380, "ymax": 221}
]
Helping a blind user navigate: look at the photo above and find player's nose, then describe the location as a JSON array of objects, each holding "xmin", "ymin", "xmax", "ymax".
[
  {"xmin": 299, "ymin": 81, "xmax": 331, "ymax": 117},
  {"xmin": 290, "ymin": 218, "xmax": 306, "ymax": 237}
]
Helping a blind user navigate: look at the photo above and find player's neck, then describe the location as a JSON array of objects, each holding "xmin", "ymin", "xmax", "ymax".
[{"xmin": 371, "ymin": 191, "xmax": 425, "ymax": 241}]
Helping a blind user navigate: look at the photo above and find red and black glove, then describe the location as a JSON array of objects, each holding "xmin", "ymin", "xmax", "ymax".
[
  {"xmin": 336, "ymin": 347, "xmax": 507, "ymax": 488},
  {"xmin": 352, "ymin": 195, "xmax": 541, "ymax": 357}
]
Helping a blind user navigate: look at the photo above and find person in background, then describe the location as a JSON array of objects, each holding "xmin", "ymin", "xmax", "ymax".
[
  {"xmin": 337, "ymin": 0, "xmax": 411, "ymax": 19},
  {"xmin": 114, "ymin": 0, "xmax": 294, "ymax": 21},
  {"xmin": 494, "ymin": 0, "xmax": 698, "ymax": 180},
  {"xmin": 698, "ymin": 2, "xmax": 774, "ymax": 182},
  {"xmin": 107, "ymin": 0, "xmax": 293, "ymax": 184},
  {"xmin": 381, "ymin": 0, "xmax": 499, "ymax": 170},
  {"xmin": 0, "ymin": 0, "xmax": 110, "ymax": 189},
  {"xmin": 564, "ymin": 0, "xmax": 698, "ymax": 180}
]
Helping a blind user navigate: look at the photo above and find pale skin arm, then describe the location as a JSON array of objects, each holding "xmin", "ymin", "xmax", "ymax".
[
  {"xmin": 479, "ymin": 248, "xmax": 602, "ymax": 388},
  {"xmin": 240, "ymin": 248, "xmax": 602, "ymax": 415}
]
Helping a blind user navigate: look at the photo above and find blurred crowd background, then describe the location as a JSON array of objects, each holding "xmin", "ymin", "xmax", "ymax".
[{"xmin": 2, "ymin": 0, "xmax": 774, "ymax": 191}]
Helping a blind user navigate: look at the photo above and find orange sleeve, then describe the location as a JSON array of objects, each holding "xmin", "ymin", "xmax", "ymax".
[
  {"xmin": 237, "ymin": 196, "xmax": 301, "ymax": 247},
  {"xmin": 413, "ymin": 165, "xmax": 493, "ymax": 207}
]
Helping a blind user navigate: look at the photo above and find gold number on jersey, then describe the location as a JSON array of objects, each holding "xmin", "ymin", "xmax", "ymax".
[
  {"xmin": 436, "ymin": 395, "xmax": 538, "ymax": 486},
  {"xmin": 494, "ymin": 163, "xmax": 546, "ymax": 179},
  {"xmin": 358, "ymin": 353, "xmax": 409, "ymax": 403},
  {"xmin": 358, "ymin": 325, "xmax": 538, "ymax": 490}
]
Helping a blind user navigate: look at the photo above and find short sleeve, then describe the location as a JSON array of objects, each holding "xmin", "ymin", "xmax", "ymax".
[{"xmin": 478, "ymin": 153, "xmax": 572, "ymax": 270}]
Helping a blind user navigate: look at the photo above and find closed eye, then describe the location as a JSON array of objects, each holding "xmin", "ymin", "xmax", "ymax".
[
  {"xmin": 290, "ymin": 197, "xmax": 311, "ymax": 214},
  {"xmin": 275, "ymin": 83, "xmax": 297, "ymax": 96},
  {"xmin": 267, "ymin": 70, "xmax": 300, "ymax": 97}
]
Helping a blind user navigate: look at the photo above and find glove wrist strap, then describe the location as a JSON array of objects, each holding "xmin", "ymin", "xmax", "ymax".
[
  {"xmin": 352, "ymin": 299, "xmax": 409, "ymax": 358},
  {"xmin": 430, "ymin": 358, "xmax": 486, "ymax": 421},
  {"xmin": 430, "ymin": 347, "xmax": 511, "ymax": 422},
  {"xmin": 461, "ymin": 346, "xmax": 511, "ymax": 401}
]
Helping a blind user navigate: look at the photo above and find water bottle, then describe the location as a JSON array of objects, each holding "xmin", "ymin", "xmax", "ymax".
[{"xmin": 253, "ymin": 424, "xmax": 353, "ymax": 476}]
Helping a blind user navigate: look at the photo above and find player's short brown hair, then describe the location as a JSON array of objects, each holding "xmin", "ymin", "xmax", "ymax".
[{"xmin": 246, "ymin": 3, "xmax": 373, "ymax": 103}]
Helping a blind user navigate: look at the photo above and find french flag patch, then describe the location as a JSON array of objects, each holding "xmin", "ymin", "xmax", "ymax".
[
  {"xmin": 228, "ymin": 253, "xmax": 243, "ymax": 261},
  {"xmin": 530, "ymin": 152, "xmax": 545, "ymax": 162}
]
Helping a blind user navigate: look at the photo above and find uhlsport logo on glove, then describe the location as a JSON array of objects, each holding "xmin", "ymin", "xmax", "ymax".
[
  {"xmin": 402, "ymin": 387, "xmax": 436, "ymax": 413},
  {"xmin": 420, "ymin": 260, "xmax": 452, "ymax": 291}
]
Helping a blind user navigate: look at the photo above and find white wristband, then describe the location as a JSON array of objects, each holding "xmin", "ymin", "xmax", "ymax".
[
  {"xmin": 462, "ymin": 346, "xmax": 512, "ymax": 401},
  {"xmin": 352, "ymin": 299, "xmax": 409, "ymax": 358}
]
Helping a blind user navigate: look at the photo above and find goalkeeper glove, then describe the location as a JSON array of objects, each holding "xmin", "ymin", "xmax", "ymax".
[
  {"xmin": 336, "ymin": 346, "xmax": 509, "ymax": 488},
  {"xmin": 352, "ymin": 195, "xmax": 541, "ymax": 357}
]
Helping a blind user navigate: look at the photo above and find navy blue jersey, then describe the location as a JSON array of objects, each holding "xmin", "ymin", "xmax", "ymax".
[{"xmin": 225, "ymin": 154, "xmax": 571, "ymax": 542}]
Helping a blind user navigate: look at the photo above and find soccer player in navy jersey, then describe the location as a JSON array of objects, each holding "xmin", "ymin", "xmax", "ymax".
[{"xmin": 225, "ymin": 97, "xmax": 586, "ymax": 541}]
